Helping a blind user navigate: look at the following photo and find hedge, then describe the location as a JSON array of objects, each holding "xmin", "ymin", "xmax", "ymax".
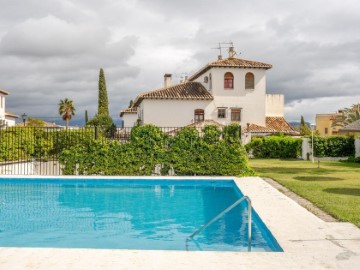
[
  {"xmin": 313, "ymin": 136, "xmax": 354, "ymax": 157},
  {"xmin": 246, "ymin": 136, "xmax": 302, "ymax": 158},
  {"xmin": 59, "ymin": 124, "xmax": 254, "ymax": 176}
]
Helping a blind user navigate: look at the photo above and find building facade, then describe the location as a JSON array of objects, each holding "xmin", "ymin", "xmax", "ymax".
[
  {"xmin": 0, "ymin": 89, "xmax": 18, "ymax": 127},
  {"xmin": 120, "ymin": 49, "xmax": 295, "ymax": 135}
]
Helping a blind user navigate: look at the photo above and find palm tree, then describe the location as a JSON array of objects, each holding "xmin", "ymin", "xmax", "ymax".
[
  {"xmin": 58, "ymin": 98, "xmax": 75, "ymax": 129},
  {"xmin": 332, "ymin": 104, "xmax": 360, "ymax": 128}
]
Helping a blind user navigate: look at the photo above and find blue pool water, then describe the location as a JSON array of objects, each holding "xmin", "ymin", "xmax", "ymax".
[{"xmin": 0, "ymin": 178, "xmax": 282, "ymax": 252}]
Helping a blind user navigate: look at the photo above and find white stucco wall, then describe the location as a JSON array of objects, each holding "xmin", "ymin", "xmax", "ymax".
[
  {"xmin": 122, "ymin": 113, "xmax": 138, "ymax": 127},
  {"xmin": 141, "ymin": 99, "xmax": 212, "ymax": 127},
  {"xmin": 192, "ymin": 67, "xmax": 267, "ymax": 126},
  {"xmin": 4, "ymin": 116, "xmax": 16, "ymax": 127},
  {"xmin": 0, "ymin": 94, "xmax": 5, "ymax": 120},
  {"xmin": 266, "ymin": 94, "xmax": 284, "ymax": 117}
]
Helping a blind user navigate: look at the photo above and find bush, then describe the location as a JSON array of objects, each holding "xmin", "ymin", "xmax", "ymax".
[
  {"xmin": 246, "ymin": 136, "xmax": 302, "ymax": 158},
  {"xmin": 312, "ymin": 136, "xmax": 354, "ymax": 157},
  {"xmin": 59, "ymin": 125, "xmax": 254, "ymax": 176}
]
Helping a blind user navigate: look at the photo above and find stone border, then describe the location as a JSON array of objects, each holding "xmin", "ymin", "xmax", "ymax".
[{"xmin": 261, "ymin": 177, "xmax": 337, "ymax": 222}]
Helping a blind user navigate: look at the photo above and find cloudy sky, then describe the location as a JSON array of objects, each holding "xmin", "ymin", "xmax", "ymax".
[{"xmin": 1, "ymin": 0, "xmax": 359, "ymax": 125}]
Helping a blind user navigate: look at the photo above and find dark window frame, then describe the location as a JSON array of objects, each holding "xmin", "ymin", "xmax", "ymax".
[
  {"xmin": 245, "ymin": 72, "xmax": 255, "ymax": 89},
  {"xmin": 194, "ymin": 109, "xmax": 205, "ymax": 122},
  {"xmin": 224, "ymin": 72, "xmax": 234, "ymax": 89},
  {"xmin": 231, "ymin": 108, "xmax": 241, "ymax": 122}
]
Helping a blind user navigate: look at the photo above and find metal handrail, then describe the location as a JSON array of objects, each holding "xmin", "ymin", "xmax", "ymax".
[{"xmin": 186, "ymin": 196, "xmax": 252, "ymax": 251}]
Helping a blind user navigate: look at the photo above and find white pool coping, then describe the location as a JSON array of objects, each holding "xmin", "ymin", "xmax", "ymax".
[{"xmin": 0, "ymin": 176, "xmax": 359, "ymax": 269}]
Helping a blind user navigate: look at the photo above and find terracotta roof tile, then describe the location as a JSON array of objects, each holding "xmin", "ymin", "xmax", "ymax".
[
  {"xmin": 5, "ymin": 112, "xmax": 19, "ymax": 118},
  {"xmin": 0, "ymin": 88, "xmax": 9, "ymax": 95},
  {"xmin": 339, "ymin": 119, "xmax": 360, "ymax": 132},
  {"xmin": 189, "ymin": 57, "xmax": 272, "ymax": 81},
  {"xmin": 133, "ymin": 82, "xmax": 213, "ymax": 107},
  {"xmin": 247, "ymin": 117, "xmax": 299, "ymax": 135},
  {"xmin": 120, "ymin": 107, "xmax": 138, "ymax": 117}
]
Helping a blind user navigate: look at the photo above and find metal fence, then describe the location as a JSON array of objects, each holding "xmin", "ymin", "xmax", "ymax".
[{"xmin": 0, "ymin": 125, "xmax": 239, "ymax": 176}]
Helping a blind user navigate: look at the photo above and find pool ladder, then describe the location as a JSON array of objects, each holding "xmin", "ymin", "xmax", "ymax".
[{"xmin": 186, "ymin": 196, "xmax": 252, "ymax": 251}]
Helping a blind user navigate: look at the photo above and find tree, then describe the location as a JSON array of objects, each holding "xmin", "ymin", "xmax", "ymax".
[
  {"xmin": 300, "ymin": 115, "xmax": 311, "ymax": 136},
  {"xmin": 24, "ymin": 118, "xmax": 46, "ymax": 127},
  {"xmin": 98, "ymin": 68, "xmax": 109, "ymax": 116},
  {"xmin": 129, "ymin": 100, "xmax": 133, "ymax": 108},
  {"xmin": 85, "ymin": 110, "xmax": 88, "ymax": 125},
  {"xmin": 58, "ymin": 98, "xmax": 75, "ymax": 129},
  {"xmin": 332, "ymin": 104, "xmax": 360, "ymax": 128},
  {"xmin": 87, "ymin": 68, "xmax": 115, "ymax": 137}
]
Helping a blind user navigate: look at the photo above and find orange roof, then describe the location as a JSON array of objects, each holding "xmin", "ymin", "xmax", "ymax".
[
  {"xmin": 120, "ymin": 107, "xmax": 138, "ymax": 117},
  {"xmin": 133, "ymin": 82, "xmax": 213, "ymax": 107},
  {"xmin": 0, "ymin": 88, "xmax": 9, "ymax": 95},
  {"xmin": 5, "ymin": 112, "xmax": 19, "ymax": 118},
  {"xmin": 188, "ymin": 57, "xmax": 272, "ymax": 81},
  {"xmin": 248, "ymin": 117, "xmax": 299, "ymax": 135}
]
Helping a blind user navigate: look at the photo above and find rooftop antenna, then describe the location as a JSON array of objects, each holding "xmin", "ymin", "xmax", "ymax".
[{"xmin": 211, "ymin": 42, "xmax": 239, "ymax": 59}]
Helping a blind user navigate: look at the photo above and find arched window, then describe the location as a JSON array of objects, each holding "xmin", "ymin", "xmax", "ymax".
[
  {"xmin": 194, "ymin": 109, "xmax": 204, "ymax": 122},
  {"xmin": 245, "ymin": 72, "xmax": 254, "ymax": 89},
  {"xmin": 224, "ymin": 72, "xmax": 234, "ymax": 89}
]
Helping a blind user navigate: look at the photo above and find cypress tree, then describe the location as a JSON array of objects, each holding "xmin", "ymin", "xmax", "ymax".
[
  {"xmin": 300, "ymin": 115, "xmax": 311, "ymax": 136},
  {"xmin": 85, "ymin": 110, "xmax": 88, "ymax": 124},
  {"xmin": 98, "ymin": 68, "xmax": 109, "ymax": 116}
]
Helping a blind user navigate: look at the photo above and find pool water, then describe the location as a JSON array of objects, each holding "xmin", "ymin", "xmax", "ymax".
[{"xmin": 0, "ymin": 178, "xmax": 282, "ymax": 252}]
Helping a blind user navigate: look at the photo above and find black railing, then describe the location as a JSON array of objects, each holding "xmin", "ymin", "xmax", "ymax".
[{"xmin": 0, "ymin": 125, "xmax": 241, "ymax": 175}]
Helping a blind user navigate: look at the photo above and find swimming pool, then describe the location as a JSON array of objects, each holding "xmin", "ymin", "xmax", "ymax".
[{"xmin": 0, "ymin": 177, "xmax": 282, "ymax": 252}]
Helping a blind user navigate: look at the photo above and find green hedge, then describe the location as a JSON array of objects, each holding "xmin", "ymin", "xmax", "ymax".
[
  {"xmin": 313, "ymin": 136, "xmax": 354, "ymax": 157},
  {"xmin": 246, "ymin": 136, "xmax": 302, "ymax": 158},
  {"xmin": 59, "ymin": 124, "xmax": 254, "ymax": 176},
  {"xmin": 0, "ymin": 127, "xmax": 96, "ymax": 162}
]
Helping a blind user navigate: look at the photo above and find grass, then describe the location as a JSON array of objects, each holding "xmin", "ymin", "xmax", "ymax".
[{"xmin": 248, "ymin": 159, "xmax": 360, "ymax": 227}]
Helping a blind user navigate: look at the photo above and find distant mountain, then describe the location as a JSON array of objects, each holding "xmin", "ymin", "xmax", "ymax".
[{"xmin": 288, "ymin": 121, "xmax": 311, "ymax": 131}]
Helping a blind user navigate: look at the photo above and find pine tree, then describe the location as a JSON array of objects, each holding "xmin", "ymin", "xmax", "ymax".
[
  {"xmin": 98, "ymin": 68, "xmax": 109, "ymax": 116},
  {"xmin": 300, "ymin": 115, "xmax": 311, "ymax": 136}
]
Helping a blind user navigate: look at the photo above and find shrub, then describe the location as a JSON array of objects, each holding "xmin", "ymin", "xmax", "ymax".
[
  {"xmin": 246, "ymin": 136, "xmax": 302, "ymax": 158},
  {"xmin": 312, "ymin": 136, "xmax": 354, "ymax": 157}
]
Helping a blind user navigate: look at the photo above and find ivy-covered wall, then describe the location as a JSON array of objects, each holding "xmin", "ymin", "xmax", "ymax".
[{"xmin": 59, "ymin": 124, "xmax": 254, "ymax": 176}]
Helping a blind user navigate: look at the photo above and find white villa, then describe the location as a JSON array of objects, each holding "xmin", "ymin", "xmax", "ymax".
[
  {"xmin": 0, "ymin": 89, "xmax": 18, "ymax": 127},
  {"xmin": 120, "ymin": 48, "xmax": 296, "ymax": 135}
]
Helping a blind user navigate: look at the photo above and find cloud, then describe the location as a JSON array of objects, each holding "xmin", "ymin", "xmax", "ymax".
[{"xmin": 0, "ymin": 0, "xmax": 359, "ymax": 125}]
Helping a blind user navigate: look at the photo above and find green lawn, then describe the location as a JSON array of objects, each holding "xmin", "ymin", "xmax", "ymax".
[{"xmin": 248, "ymin": 159, "xmax": 360, "ymax": 227}]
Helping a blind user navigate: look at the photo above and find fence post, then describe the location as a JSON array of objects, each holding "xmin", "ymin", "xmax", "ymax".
[{"xmin": 302, "ymin": 138, "xmax": 311, "ymax": 160}]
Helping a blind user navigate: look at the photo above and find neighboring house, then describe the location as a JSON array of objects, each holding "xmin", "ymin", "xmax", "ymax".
[
  {"xmin": 315, "ymin": 113, "xmax": 341, "ymax": 136},
  {"xmin": 338, "ymin": 119, "xmax": 360, "ymax": 136},
  {"xmin": 0, "ymin": 88, "xmax": 18, "ymax": 127},
  {"xmin": 120, "ymin": 48, "xmax": 296, "ymax": 135}
]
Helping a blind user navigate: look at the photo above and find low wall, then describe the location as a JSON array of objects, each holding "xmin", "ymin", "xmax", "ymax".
[
  {"xmin": 356, "ymin": 138, "xmax": 360, "ymax": 157},
  {"xmin": 0, "ymin": 160, "xmax": 63, "ymax": 175}
]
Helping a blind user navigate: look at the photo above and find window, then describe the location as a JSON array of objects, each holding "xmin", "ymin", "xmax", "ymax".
[
  {"xmin": 218, "ymin": 108, "xmax": 226, "ymax": 118},
  {"xmin": 194, "ymin": 109, "xmax": 204, "ymax": 122},
  {"xmin": 231, "ymin": 108, "xmax": 241, "ymax": 121},
  {"xmin": 325, "ymin": 128, "xmax": 328, "ymax": 134},
  {"xmin": 245, "ymin": 72, "xmax": 254, "ymax": 89},
  {"xmin": 203, "ymin": 76, "xmax": 208, "ymax": 83},
  {"xmin": 224, "ymin": 72, "xmax": 234, "ymax": 89}
]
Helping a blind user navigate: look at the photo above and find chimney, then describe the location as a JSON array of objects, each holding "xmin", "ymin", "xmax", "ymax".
[
  {"xmin": 164, "ymin": 74, "xmax": 172, "ymax": 88},
  {"xmin": 228, "ymin": 47, "xmax": 236, "ymax": 58},
  {"xmin": 218, "ymin": 55, "xmax": 222, "ymax": 60}
]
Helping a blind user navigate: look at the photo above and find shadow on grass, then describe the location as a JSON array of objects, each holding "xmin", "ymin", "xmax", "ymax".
[
  {"xmin": 251, "ymin": 167, "xmax": 338, "ymax": 175},
  {"xmin": 323, "ymin": 188, "xmax": 360, "ymax": 197},
  {"xmin": 294, "ymin": 176, "xmax": 343, "ymax": 181}
]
